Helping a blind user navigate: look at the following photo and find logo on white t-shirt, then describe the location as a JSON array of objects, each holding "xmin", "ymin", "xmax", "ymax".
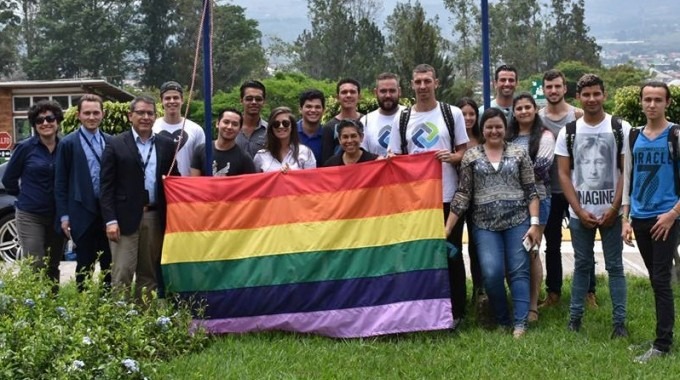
[{"xmin": 411, "ymin": 122, "xmax": 441, "ymax": 149}]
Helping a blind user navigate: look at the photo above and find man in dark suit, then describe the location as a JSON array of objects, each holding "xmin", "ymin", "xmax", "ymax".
[
  {"xmin": 100, "ymin": 95, "xmax": 179, "ymax": 298},
  {"xmin": 55, "ymin": 94, "xmax": 112, "ymax": 291}
]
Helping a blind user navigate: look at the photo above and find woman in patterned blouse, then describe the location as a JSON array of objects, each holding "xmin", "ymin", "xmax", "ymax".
[
  {"xmin": 445, "ymin": 107, "xmax": 540, "ymax": 338},
  {"xmin": 506, "ymin": 93, "xmax": 556, "ymax": 323}
]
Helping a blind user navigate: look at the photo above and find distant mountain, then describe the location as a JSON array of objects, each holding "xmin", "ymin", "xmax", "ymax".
[{"xmin": 230, "ymin": 0, "xmax": 678, "ymax": 49}]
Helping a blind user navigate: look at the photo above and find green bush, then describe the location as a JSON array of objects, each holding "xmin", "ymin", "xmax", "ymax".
[
  {"xmin": 0, "ymin": 262, "xmax": 207, "ymax": 379},
  {"xmin": 613, "ymin": 85, "xmax": 680, "ymax": 127}
]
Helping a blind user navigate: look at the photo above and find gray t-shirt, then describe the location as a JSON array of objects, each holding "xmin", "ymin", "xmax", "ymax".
[{"xmin": 539, "ymin": 106, "xmax": 576, "ymax": 194}]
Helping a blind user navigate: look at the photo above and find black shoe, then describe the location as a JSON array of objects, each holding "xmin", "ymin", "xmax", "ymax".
[
  {"xmin": 567, "ymin": 318, "xmax": 581, "ymax": 332},
  {"xmin": 611, "ymin": 324, "xmax": 629, "ymax": 339}
]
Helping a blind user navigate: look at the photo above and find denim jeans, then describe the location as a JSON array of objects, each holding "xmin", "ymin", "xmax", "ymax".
[
  {"xmin": 544, "ymin": 193, "xmax": 597, "ymax": 295},
  {"xmin": 632, "ymin": 217, "xmax": 677, "ymax": 352},
  {"xmin": 568, "ymin": 217, "xmax": 627, "ymax": 324},
  {"xmin": 473, "ymin": 218, "xmax": 531, "ymax": 329}
]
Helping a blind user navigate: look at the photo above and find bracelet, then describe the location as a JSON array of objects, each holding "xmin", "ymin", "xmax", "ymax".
[
  {"xmin": 622, "ymin": 214, "xmax": 630, "ymax": 223},
  {"xmin": 672, "ymin": 207, "xmax": 680, "ymax": 216},
  {"xmin": 530, "ymin": 216, "xmax": 540, "ymax": 226},
  {"xmin": 610, "ymin": 205, "xmax": 619, "ymax": 213}
]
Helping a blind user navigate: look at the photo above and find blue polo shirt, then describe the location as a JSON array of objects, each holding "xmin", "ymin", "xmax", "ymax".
[{"xmin": 297, "ymin": 120, "xmax": 323, "ymax": 163}]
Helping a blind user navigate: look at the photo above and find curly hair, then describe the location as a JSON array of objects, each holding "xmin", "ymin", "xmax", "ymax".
[{"xmin": 28, "ymin": 100, "xmax": 64, "ymax": 129}]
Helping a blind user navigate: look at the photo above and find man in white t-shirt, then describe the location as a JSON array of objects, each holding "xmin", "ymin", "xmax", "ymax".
[
  {"xmin": 554, "ymin": 73, "xmax": 630, "ymax": 338},
  {"xmin": 152, "ymin": 81, "xmax": 204, "ymax": 176},
  {"xmin": 388, "ymin": 63, "xmax": 468, "ymax": 329},
  {"xmin": 360, "ymin": 72, "xmax": 404, "ymax": 157}
]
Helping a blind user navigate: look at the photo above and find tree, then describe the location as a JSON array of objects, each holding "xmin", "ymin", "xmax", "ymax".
[
  {"xmin": 135, "ymin": 0, "xmax": 180, "ymax": 88},
  {"xmin": 488, "ymin": 0, "xmax": 544, "ymax": 79},
  {"xmin": 291, "ymin": 0, "xmax": 388, "ymax": 86},
  {"xmin": 134, "ymin": 1, "xmax": 266, "ymax": 95},
  {"xmin": 0, "ymin": 0, "xmax": 20, "ymax": 76},
  {"xmin": 385, "ymin": 1, "xmax": 456, "ymax": 102},
  {"xmin": 210, "ymin": 4, "xmax": 267, "ymax": 93},
  {"xmin": 544, "ymin": 0, "xmax": 601, "ymax": 69},
  {"xmin": 444, "ymin": 0, "xmax": 480, "ymax": 82},
  {"xmin": 22, "ymin": 0, "xmax": 135, "ymax": 82}
]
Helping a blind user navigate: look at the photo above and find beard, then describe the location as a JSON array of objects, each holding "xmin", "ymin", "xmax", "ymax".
[
  {"xmin": 547, "ymin": 95, "xmax": 564, "ymax": 105},
  {"xmin": 378, "ymin": 98, "xmax": 399, "ymax": 112}
]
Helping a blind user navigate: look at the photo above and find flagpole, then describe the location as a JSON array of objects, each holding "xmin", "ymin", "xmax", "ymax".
[
  {"xmin": 202, "ymin": 0, "xmax": 213, "ymax": 176},
  {"xmin": 481, "ymin": 0, "xmax": 491, "ymax": 109}
]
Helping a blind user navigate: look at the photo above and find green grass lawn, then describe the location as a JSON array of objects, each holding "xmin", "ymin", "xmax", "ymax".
[{"xmin": 157, "ymin": 276, "xmax": 680, "ymax": 379}]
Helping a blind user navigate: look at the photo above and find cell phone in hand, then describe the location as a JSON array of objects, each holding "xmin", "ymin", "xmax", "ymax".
[{"xmin": 523, "ymin": 236, "xmax": 534, "ymax": 252}]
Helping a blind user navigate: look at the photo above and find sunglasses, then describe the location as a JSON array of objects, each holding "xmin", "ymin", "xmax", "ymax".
[
  {"xmin": 35, "ymin": 115, "xmax": 57, "ymax": 124},
  {"xmin": 271, "ymin": 120, "xmax": 291, "ymax": 129},
  {"xmin": 244, "ymin": 96, "xmax": 264, "ymax": 103}
]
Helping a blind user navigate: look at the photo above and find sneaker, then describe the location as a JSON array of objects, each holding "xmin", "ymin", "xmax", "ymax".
[
  {"xmin": 538, "ymin": 292, "xmax": 560, "ymax": 308},
  {"xmin": 634, "ymin": 347, "xmax": 668, "ymax": 363},
  {"xmin": 628, "ymin": 341, "xmax": 654, "ymax": 352},
  {"xmin": 611, "ymin": 324, "xmax": 629, "ymax": 339},
  {"xmin": 567, "ymin": 318, "xmax": 582, "ymax": 332},
  {"xmin": 513, "ymin": 327, "xmax": 526, "ymax": 339},
  {"xmin": 586, "ymin": 292, "xmax": 598, "ymax": 309}
]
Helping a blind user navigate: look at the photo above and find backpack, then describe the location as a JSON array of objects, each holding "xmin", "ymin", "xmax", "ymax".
[
  {"xmin": 565, "ymin": 116, "xmax": 624, "ymax": 171},
  {"xmin": 398, "ymin": 102, "xmax": 456, "ymax": 154},
  {"xmin": 628, "ymin": 124, "xmax": 680, "ymax": 196}
]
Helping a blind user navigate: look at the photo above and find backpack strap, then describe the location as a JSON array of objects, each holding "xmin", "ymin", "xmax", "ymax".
[
  {"xmin": 565, "ymin": 120, "xmax": 577, "ymax": 170},
  {"xmin": 668, "ymin": 124, "xmax": 680, "ymax": 196},
  {"xmin": 611, "ymin": 116, "xmax": 624, "ymax": 171},
  {"xmin": 628, "ymin": 127, "xmax": 641, "ymax": 196},
  {"xmin": 439, "ymin": 102, "xmax": 456, "ymax": 152},
  {"xmin": 398, "ymin": 107, "xmax": 411, "ymax": 154}
]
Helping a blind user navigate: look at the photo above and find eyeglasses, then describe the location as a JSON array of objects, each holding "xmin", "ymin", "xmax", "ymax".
[
  {"xmin": 132, "ymin": 110, "xmax": 155, "ymax": 117},
  {"xmin": 271, "ymin": 120, "xmax": 291, "ymax": 129},
  {"xmin": 244, "ymin": 96, "xmax": 264, "ymax": 103},
  {"xmin": 35, "ymin": 115, "xmax": 57, "ymax": 124}
]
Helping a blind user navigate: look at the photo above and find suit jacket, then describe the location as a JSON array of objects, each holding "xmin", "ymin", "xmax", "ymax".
[
  {"xmin": 100, "ymin": 131, "xmax": 179, "ymax": 236},
  {"xmin": 54, "ymin": 129, "xmax": 111, "ymax": 241}
]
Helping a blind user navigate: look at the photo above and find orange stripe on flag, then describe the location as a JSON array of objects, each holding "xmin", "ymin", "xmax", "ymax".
[{"xmin": 165, "ymin": 179, "xmax": 442, "ymax": 233}]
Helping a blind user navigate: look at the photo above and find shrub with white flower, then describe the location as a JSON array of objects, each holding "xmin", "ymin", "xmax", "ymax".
[
  {"xmin": 156, "ymin": 316, "xmax": 172, "ymax": 331},
  {"xmin": 122, "ymin": 358, "xmax": 140, "ymax": 373},
  {"xmin": 0, "ymin": 260, "xmax": 207, "ymax": 378},
  {"xmin": 68, "ymin": 360, "xmax": 85, "ymax": 372}
]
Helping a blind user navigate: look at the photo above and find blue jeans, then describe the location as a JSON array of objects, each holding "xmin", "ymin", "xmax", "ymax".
[
  {"xmin": 473, "ymin": 218, "xmax": 531, "ymax": 329},
  {"xmin": 568, "ymin": 217, "xmax": 627, "ymax": 324}
]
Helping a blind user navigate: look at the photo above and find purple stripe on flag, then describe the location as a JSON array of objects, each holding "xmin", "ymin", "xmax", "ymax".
[
  {"xmin": 192, "ymin": 298, "xmax": 453, "ymax": 338},
  {"xmin": 180, "ymin": 269, "xmax": 450, "ymax": 319}
]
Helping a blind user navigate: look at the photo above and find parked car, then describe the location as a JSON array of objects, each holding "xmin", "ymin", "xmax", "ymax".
[{"xmin": 0, "ymin": 162, "xmax": 20, "ymax": 263}]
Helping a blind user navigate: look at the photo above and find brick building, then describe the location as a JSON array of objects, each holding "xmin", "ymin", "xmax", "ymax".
[{"xmin": 0, "ymin": 79, "xmax": 133, "ymax": 153}]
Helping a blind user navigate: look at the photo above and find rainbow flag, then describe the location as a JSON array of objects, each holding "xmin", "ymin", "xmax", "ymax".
[{"xmin": 161, "ymin": 152, "xmax": 452, "ymax": 338}]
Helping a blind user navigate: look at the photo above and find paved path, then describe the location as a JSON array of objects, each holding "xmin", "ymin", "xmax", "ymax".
[{"xmin": 50, "ymin": 241, "xmax": 650, "ymax": 285}]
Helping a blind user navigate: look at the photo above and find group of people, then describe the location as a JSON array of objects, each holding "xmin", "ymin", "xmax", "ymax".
[{"xmin": 2, "ymin": 63, "xmax": 677, "ymax": 364}]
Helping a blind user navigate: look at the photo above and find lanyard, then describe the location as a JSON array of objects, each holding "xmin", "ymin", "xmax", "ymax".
[
  {"xmin": 138, "ymin": 140, "xmax": 155, "ymax": 179},
  {"xmin": 79, "ymin": 130, "xmax": 103, "ymax": 164}
]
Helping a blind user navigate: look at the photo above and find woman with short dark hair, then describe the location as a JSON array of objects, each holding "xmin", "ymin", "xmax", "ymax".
[
  {"xmin": 324, "ymin": 119, "xmax": 378, "ymax": 166},
  {"xmin": 2, "ymin": 100, "xmax": 65, "ymax": 285}
]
